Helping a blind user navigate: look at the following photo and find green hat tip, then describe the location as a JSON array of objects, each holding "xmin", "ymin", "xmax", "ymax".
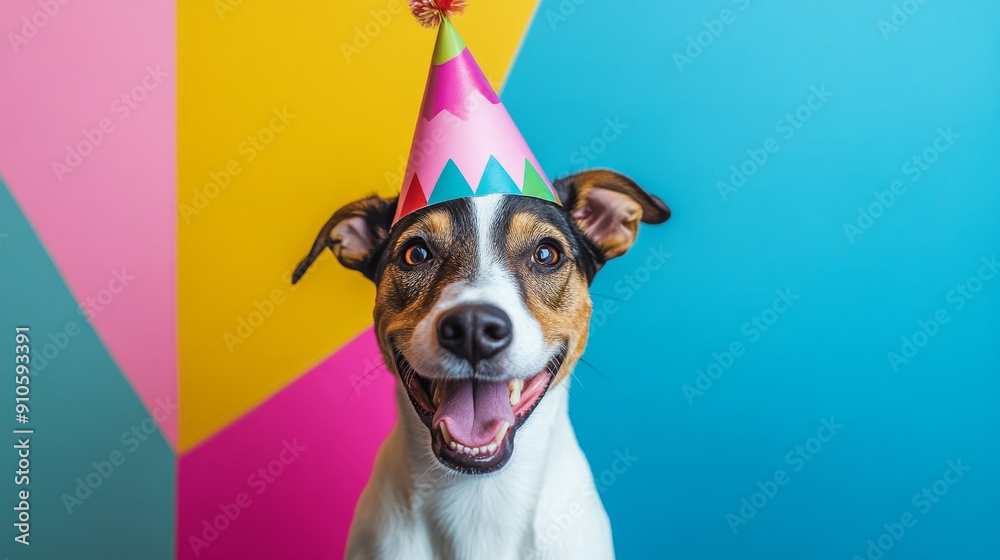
[{"xmin": 432, "ymin": 17, "xmax": 467, "ymax": 65}]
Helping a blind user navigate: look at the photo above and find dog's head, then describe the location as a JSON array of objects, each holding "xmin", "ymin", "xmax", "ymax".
[{"xmin": 293, "ymin": 170, "xmax": 669, "ymax": 474}]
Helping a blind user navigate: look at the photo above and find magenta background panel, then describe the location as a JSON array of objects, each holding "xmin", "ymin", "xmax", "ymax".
[{"xmin": 177, "ymin": 328, "xmax": 396, "ymax": 559}]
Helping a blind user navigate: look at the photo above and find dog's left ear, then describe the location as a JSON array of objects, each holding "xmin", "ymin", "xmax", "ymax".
[
  {"xmin": 291, "ymin": 195, "xmax": 397, "ymax": 284},
  {"xmin": 554, "ymin": 169, "xmax": 670, "ymax": 261}
]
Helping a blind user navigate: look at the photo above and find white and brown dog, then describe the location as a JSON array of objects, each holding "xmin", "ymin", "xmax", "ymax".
[{"xmin": 293, "ymin": 170, "xmax": 669, "ymax": 560}]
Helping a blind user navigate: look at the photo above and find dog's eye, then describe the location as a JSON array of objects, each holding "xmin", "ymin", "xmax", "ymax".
[
  {"xmin": 403, "ymin": 242, "xmax": 431, "ymax": 266},
  {"xmin": 533, "ymin": 243, "xmax": 560, "ymax": 266}
]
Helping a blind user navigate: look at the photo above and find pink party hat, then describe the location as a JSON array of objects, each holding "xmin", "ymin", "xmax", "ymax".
[{"xmin": 394, "ymin": 0, "xmax": 560, "ymax": 225}]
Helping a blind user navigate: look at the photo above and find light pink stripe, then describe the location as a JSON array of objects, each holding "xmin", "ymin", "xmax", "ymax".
[
  {"xmin": 0, "ymin": 0, "xmax": 177, "ymax": 442},
  {"xmin": 402, "ymin": 98, "xmax": 554, "ymax": 195}
]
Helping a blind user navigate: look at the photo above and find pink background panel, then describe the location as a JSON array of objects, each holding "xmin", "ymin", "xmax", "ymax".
[
  {"xmin": 0, "ymin": 1, "xmax": 177, "ymax": 442},
  {"xmin": 177, "ymin": 328, "xmax": 397, "ymax": 559}
]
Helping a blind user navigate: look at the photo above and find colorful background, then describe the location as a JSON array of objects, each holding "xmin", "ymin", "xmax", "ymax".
[{"xmin": 2, "ymin": 0, "xmax": 999, "ymax": 559}]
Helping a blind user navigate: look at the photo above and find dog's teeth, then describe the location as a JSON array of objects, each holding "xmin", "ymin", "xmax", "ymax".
[
  {"xmin": 442, "ymin": 422, "xmax": 504, "ymax": 456},
  {"xmin": 439, "ymin": 422, "xmax": 453, "ymax": 445},
  {"xmin": 432, "ymin": 383, "xmax": 442, "ymax": 407},
  {"xmin": 495, "ymin": 421, "xmax": 510, "ymax": 444},
  {"xmin": 508, "ymin": 379, "xmax": 523, "ymax": 406}
]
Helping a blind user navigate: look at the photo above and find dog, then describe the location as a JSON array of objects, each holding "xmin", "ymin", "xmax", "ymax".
[{"xmin": 293, "ymin": 169, "xmax": 670, "ymax": 560}]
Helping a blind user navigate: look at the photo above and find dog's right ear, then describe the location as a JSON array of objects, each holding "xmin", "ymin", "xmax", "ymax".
[{"xmin": 291, "ymin": 196, "xmax": 397, "ymax": 284}]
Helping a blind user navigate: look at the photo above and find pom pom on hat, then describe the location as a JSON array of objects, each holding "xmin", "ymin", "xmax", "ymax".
[{"xmin": 409, "ymin": 0, "xmax": 467, "ymax": 28}]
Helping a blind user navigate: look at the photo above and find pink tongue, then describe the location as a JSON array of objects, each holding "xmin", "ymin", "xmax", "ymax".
[{"xmin": 432, "ymin": 379, "xmax": 515, "ymax": 447}]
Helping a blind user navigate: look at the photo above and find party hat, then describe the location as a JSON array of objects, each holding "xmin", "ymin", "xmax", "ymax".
[{"xmin": 393, "ymin": 0, "xmax": 560, "ymax": 225}]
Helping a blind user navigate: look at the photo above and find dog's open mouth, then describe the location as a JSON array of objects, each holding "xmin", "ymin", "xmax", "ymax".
[{"xmin": 392, "ymin": 347, "xmax": 566, "ymax": 474}]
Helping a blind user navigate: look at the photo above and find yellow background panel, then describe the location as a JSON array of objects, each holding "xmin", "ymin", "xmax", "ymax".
[{"xmin": 179, "ymin": 0, "xmax": 540, "ymax": 451}]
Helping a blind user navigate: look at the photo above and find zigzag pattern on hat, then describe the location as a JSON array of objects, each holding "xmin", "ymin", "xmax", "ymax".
[{"xmin": 407, "ymin": 157, "xmax": 558, "ymax": 211}]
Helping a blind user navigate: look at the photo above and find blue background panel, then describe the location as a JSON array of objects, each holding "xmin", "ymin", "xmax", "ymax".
[{"xmin": 506, "ymin": 1, "xmax": 999, "ymax": 558}]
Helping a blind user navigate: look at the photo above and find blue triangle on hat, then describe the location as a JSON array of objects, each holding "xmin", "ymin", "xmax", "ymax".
[
  {"xmin": 428, "ymin": 159, "xmax": 475, "ymax": 205},
  {"xmin": 477, "ymin": 156, "xmax": 520, "ymax": 196}
]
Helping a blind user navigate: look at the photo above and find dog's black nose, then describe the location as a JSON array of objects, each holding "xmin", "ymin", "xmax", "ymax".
[{"xmin": 437, "ymin": 304, "xmax": 513, "ymax": 364}]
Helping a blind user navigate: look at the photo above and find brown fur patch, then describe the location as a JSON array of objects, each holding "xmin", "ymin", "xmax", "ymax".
[
  {"xmin": 553, "ymin": 169, "xmax": 671, "ymax": 262},
  {"xmin": 374, "ymin": 206, "xmax": 475, "ymax": 358},
  {"xmin": 570, "ymin": 175, "xmax": 643, "ymax": 260},
  {"xmin": 576, "ymin": 190, "xmax": 641, "ymax": 260},
  {"xmin": 505, "ymin": 211, "xmax": 592, "ymax": 384}
]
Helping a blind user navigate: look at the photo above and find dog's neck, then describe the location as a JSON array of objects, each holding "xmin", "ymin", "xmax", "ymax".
[{"xmin": 391, "ymin": 376, "xmax": 577, "ymax": 554}]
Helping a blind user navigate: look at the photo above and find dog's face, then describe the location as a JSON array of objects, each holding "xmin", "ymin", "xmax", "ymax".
[{"xmin": 293, "ymin": 170, "xmax": 669, "ymax": 474}]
